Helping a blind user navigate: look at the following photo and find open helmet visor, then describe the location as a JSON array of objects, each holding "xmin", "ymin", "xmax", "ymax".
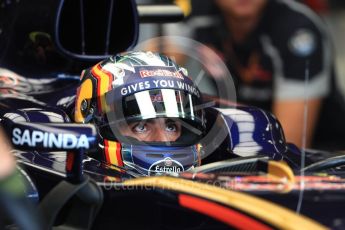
[{"xmin": 101, "ymin": 88, "xmax": 205, "ymax": 146}]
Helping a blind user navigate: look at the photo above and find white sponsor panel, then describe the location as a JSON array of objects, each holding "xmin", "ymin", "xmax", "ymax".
[
  {"xmin": 120, "ymin": 79, "xmax": 199, "ymax": 97},
  {"xmin": 148, "ymin": 157, "xmax": 184, "ymax": 175},
  {"xmin": 12, "ymin": 128, "xmax": 90, "ymax": 149}
]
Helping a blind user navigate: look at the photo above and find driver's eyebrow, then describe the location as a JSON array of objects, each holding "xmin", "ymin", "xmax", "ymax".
[
  {"xmin": 165, "ymin": 118, "xmax": 177, "ymax": 123},
  {"xmin": 144, "ymin": 119, "xmax": 155, "ymax": 124},
  {"xmin": 130, "ymin": 119, "xmax": 154, "ymax": 127}
]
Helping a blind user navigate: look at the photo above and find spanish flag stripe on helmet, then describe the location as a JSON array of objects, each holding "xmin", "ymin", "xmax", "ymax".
[
  {"xmin": 108, "ymin": 140, "xmax": 118, "ymax": 165},
  {"xmin": 116, "ymin": 142, "xmax": 124, "ymax": 167},
  {"xmin": 104, "ymin": 139, "xmax": 123, "ymax": 167},
  {"xmin": 104, "ymin": 139, "xmax": 111, "ymax": 163},
  {"xmin": 91, "ymin": 64, "xmax": 113, "ymax": 112}
]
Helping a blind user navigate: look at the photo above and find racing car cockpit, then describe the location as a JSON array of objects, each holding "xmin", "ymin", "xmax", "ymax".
[{"xmin": 72, "ymin": 50, "xmax": 292, "ymax": 176}]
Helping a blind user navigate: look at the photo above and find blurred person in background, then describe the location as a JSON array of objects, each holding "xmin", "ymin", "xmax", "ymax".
[
  {"xmin": 187, "ymin": 0, "xmax": 345, "ymax": 150},
  {"xmin": 0, "ymin": 129, "xmax": 16, "ymax": 181},
  {"xmin": 140, "ymin": 0, "xmax": 340, "ymax": 149},
  {"xmin": 0, "ymin": 130, "xmax": 25, "ymax": 226},
  {"xmin": 0, "ymin": 128, "xmax": 41, "ymax": 230}
]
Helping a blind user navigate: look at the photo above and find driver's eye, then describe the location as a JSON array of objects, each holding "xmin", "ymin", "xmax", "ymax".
[
  {"xmin": 165, "ymin": 121, "xmax": 178, "ymax": 132},
  {"xmin": 132, "ymin": 123, "xmax": 147, "ymax": 133}
]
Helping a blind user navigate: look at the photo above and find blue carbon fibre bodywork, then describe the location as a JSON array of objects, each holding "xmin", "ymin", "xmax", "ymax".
[{"xmin": 218, "ymin": 106, "xmax": 287, "ymax": 160}]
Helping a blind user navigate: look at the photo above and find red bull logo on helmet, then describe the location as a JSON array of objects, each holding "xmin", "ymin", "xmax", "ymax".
[{"xmin": 139, "ymin": 69, "xmax": 183, "ymax": 79}]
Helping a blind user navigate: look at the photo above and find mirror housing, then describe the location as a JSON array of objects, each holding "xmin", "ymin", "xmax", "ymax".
[
  {"xmin": 55, "ymin": 0, "xmax": 139, "ymax": 61},
  {"xmin": 2, "ymin": 120, "xmax": 97, "ymax": 152},
  {"xmin": 2, "ymin": 118, "xmax": 98, "ymax": 183}
]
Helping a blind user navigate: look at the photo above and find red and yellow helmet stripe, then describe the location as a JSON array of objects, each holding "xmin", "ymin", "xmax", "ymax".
[
  {"xmin": 91, "ymin": 63, "xmax": 114, "ymax": 113},
  {"xmin": 104, "ymin": 140, "xmax": 124, "ymax": 167}
]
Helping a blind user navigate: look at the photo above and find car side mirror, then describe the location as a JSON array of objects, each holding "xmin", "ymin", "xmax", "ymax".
[{"xmin": 55, "ymin": 0, "xmax": 184, "ymax": 61}]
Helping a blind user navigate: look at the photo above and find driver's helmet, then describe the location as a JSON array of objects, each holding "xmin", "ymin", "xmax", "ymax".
[{"xmin": 74, "ymin": 51, "xmax": 206, "ymax": 176}]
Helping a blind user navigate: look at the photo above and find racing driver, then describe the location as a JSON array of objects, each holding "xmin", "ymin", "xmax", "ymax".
[{"xmin": 74, "ymin": 51, "xmax": 230, "ymax": 176}]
